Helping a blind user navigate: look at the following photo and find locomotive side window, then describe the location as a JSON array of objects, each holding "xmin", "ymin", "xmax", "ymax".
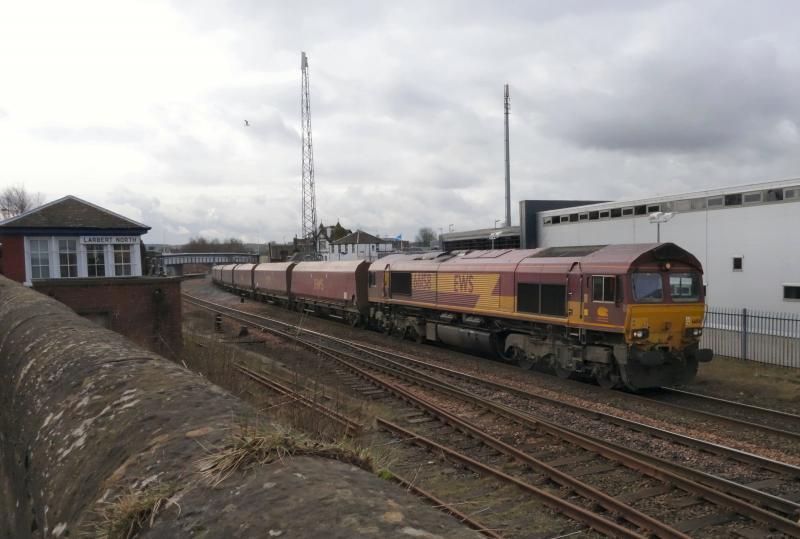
[
  {"xmin": 368, "ymin": 272, "xmax": 376, "ymax": 287},
  {"xmin": 632, "ymin": 273, "xmax": 663, "ymax": 302},
  {"xmin": 390, "ymin": 272, "xmax": 411, "ymax": 296},
  {"xmin": 591, "ymin": 276, "xmax": 616, "ymax": 302},
  {"xmin": 669, "ymin": 273, "xmax": 701, "ymax": 301},
  {"xmin": 541, "ymin": 284, "xmax": 566, "ymax": 316},
  {"xmin": 517, "ymin": 283, "xmax": 540, "ymax": 313}
]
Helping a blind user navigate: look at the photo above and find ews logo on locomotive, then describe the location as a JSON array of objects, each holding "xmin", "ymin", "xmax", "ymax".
[{"xmin": 453, "ymin": 274, "xmax": 474, "ymax": 293}]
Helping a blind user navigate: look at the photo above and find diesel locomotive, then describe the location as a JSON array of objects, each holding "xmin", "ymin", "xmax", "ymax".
[{"xmin": 212, "ymin": 242, "xmax": 712, "ymax": 391}]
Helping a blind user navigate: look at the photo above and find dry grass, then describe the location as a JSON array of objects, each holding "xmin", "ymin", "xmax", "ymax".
[
  {"xmin": 196, "ymin": 422, "xmax": 375, "ymax": 487},
  {"xmin": 690, "ymin": 355, "xmax": 800, "ymax": 410},
  {"xmin": 89, "ymin": 484, "xmax": 177, "ymax": 539}
]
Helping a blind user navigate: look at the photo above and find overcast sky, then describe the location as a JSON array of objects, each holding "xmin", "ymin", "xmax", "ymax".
[{"xmin": 2, "ymin": 1, "xmax": 799, "ymax": 244}]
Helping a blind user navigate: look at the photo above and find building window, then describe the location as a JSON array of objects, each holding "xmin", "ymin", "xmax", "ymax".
[
  {"xmin": 569, "ymin": 213, "xmax": 579, "ymax": 222},
  {"xmin": 592, "ymin": 275, "xmax": 616, "ymax": 302},
  {"xmin": 29, "ymin": 239, "xmax": 50, "ymax": 279},
  {"xmin": 707, "ymin": 196, "xmax": 724, "ymax": 208},
  {"xmin": 767, "ymin": 189, "xmax": 784, "ymax": 201},
  {"xmin": 743, "ymin": 192, "xmax": 762, "ymax": 204},
  {"xmin": 589, "ymin": 211, "xmax": 599, "ymax": 220},
  {"xmin": 58, "ymin": 239, "xmax": 78, "ymax": 277},
  {"xmin": 622, "ymin": 207, "xmax": 634, "ymax": 216},
  {"xmin": 87, "ymin": 245, "xmax": 105, "ymax": 277},
  {"xmin": 599, "ymin": 210, "xmax": 610, "ymax": 219},
  {"xmin": 647, "ymin": 204, "xmax": 660, "ymax": 213},
  {"xmin": 114, "ymin": 245, "xmax": 132, "ymax": 276},
  {"xmin": 579, "ymin": 213, "xmax": 589, "ymax": 221},
  {"xmin": 724, "ymin": 193, "xmax": 742, "ymax": 206},
  {"xmin": 732, "ymin": 257, "xmax": 743, "ymax": 271},
  {"xmin": 634, "ymin": 205, "xmax": 647, "ymax": 215},
  {"xmin": 784, "ymin": 285, "xmax": 800, "ymax": 301},
  {"xmin": 610, "ymin": 208, "xmax": 622, "ymax": 218},
  {"xmin": 543, "ymin": 217, "xmax": 552, "ymax": 225}
]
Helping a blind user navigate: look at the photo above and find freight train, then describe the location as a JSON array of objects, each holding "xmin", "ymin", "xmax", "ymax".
[{"xmin": 212, "ymin": 243, "xmax": 712, "ymax": 391}]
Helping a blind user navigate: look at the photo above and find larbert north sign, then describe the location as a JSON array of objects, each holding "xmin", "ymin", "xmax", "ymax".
[{"xmin": 80, "ymin": 236, "xmax": 140, "ymax": 245}]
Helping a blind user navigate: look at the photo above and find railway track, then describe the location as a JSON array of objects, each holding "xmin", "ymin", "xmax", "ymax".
[
  {"xmin": 183, "ymin": 293, "xmax": 800, "ymax": 537},
  {"xmin": 638, "ymin": 388, "xmax": 800, "ymax": 441}
]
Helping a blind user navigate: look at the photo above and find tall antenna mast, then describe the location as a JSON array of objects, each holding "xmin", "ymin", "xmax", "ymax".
[
  {"xmin": 504, "ymin": 83, "xmax": 511, "ymax": 227},
  {"xmin": 300, "ymin": 51, "xmax": 318, "ymax": 257}
]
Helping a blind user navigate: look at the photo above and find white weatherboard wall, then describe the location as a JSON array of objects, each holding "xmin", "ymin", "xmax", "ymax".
[{"xmin": 538, "ymin": 199, "xmax": 800, "ymax": 313}]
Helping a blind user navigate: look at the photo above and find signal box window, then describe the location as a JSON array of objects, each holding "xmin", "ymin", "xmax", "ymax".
[
  {"xmin": 784, "ymin": 285, "xmax": 800, "ymax": 301},
  {"xmin": 29, "ymin": 239, "xmax": 50, "ymax": 279},
  {"xmin": 390, "ymin": 272, "xmax": 411, "ymax": 296},
  {"xmin": 732, "ymin": 257, "xmax": 743, "ymax": 271},
  {"xmin": 87, "ymin": 245, "xmax": 105, "ymax": 277},
  {"xmin": 114, "ymin": 245, "xmax": 132, "ymax": 276},
  {"xmin": 592, "ymin": 276, "xmax": 616, "ymax": 302},
  {"xmin": 58, "ymin": 239, "xmax": 78, "ymax": 278},
  {"xmin": 669, "ymin": 273, "xmax": 701, "ymax": 301}
]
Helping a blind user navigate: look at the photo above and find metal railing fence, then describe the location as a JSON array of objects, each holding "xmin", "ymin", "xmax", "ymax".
[{"xmin": 701, "ymin": 307, "xmax": 800, "ymax": 368}]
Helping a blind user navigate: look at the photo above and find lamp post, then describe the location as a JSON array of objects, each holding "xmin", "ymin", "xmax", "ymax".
[{"xmin": 648, "ymin": 212, "xmax": 675, "ymax": 242}]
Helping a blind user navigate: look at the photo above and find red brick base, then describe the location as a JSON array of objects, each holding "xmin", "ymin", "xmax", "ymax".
[{"xmin": 32, "ymin": 277, "xmax": 182, "ymax": 357}]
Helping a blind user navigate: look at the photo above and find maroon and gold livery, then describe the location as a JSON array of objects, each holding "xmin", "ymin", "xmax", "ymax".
[{"xmin": 213, "ymin": 242, "xmax": 711, "ymax": 390}]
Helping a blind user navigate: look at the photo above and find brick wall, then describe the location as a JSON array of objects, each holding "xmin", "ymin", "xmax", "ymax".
[
  {"xmin": 0, "ymin": 235, "xmax": 26, "ymax": 282},
  {"xmin": 32, "ymin": 277, "xmax": 182, "ymax": 357}
]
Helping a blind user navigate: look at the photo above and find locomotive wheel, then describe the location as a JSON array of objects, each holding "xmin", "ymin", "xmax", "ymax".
[
  {"xmin": 554, "ymin": 365, "xmax": 573, "ymax": 380},
  {"xmin": 595, "ymin": 368, "xmax": 620, "ymax": 390},
  {"xmin": 411, "ymin": 327, "xmax": 424, "ymax": 344},
  {"xmin": 552, "ymin": 354, "xmax": 573, "ymax": 380},
  {"xmin": 509, "ymin": 346, "xmax": 534, "ymax": 370}
]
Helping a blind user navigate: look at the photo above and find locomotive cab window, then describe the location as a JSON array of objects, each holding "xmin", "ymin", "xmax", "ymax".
[
  {"xmin": 669, "ymin": 273, "xmax": 701, "ymax": 301},
  {"xmin": 390, "ymin": 272, "xmax": 411, "ymax": 296},
  {"xmin": 591, "ymin": 276, "xmax": 616, "ymax": 303},
  {"xmin": 631, "ymin": 273, "xmax": 663, "ymax": 302}
]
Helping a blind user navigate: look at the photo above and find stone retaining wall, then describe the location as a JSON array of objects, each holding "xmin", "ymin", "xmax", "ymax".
[{"xmin": 0, "ymin": 275, "xmax": 477, "ymax": 538}]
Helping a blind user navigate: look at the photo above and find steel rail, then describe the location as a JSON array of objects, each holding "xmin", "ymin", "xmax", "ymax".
[
  {"xmin": 326, "ymin": 340, "xmax": 800, "ymax": 517},
  {"xmin": 313, "ymin": 338, "xmax": 800, "ymax": 536},
  {"xmin": 386, "ymin": 470, "xmax": 507, "ymax": 539},
  {"xmin": 183, "ymin": 294, "xmax": 800, "ymax": 535},
  {"xmin": 185, "ymin": 296, "xmax": 678, "ymax": 537},
  {"xmin": 640, "ymin": 387, "xmax": 800, "ymax": 439},
  {"xmin": 234, "ymin": 363, "xmax": 362, "ymax": 435},
  {"xmin": 189, "ymin": 291, "xmax": 799, "ymax": 475},
  {"xmin": 377, "ymin": 418, "xmax": 645, "ymax": 539},
  {"xmin": 230, "ymin": 364, "xmax": 503, "ymax": 538}
]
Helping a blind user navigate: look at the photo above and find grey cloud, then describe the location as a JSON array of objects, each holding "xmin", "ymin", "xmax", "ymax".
[{"xmin": 33, "ymin": 124, "xmax": 149, "ymax": 144}]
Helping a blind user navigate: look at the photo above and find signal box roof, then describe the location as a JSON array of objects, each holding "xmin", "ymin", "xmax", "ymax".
[{"xmin": 0, "ymin": 195, "xmax": 150, "ymax": 233}]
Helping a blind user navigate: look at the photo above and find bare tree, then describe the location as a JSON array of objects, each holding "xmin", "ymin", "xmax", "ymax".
[
  {"xmin": 415, "ymin": 227, "xmax": 437, "ymax": 246},
  {"xmin": 0, "ymin": 185, "xmax": 44, "ymax": 219}
]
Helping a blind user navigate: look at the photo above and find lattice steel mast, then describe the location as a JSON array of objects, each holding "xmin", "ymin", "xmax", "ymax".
[
  {"xmin": 504, "ymin": 83, "xmax": 511, "ymax": 228},
  {"xmin": 300, "ymin": 51, "xmax": 317, "ymax": 257}
]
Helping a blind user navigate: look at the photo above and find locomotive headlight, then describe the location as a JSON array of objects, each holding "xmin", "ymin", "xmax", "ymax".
[
  {"xmin": 685, "ymin": 327, "xmax": 703, "ymax": 337},
  {"xmin": 632, "ymin": 328, "xmax": 649, "ymax": 339}
]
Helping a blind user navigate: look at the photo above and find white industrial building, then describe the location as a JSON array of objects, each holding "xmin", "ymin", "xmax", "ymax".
[{"xmin": 534, "ymin": 178, "xmax": 800, "ymax": 313}]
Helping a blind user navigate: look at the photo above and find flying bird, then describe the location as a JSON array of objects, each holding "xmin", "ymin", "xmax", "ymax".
[{"xmin": 244, "ymin": 120, "xmax": 250, "ymax": 127}]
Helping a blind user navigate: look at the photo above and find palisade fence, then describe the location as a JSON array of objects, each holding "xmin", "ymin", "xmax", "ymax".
[{"xmin": 702, "ymin": 307, "xmax": 800, "ymax": 368}]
